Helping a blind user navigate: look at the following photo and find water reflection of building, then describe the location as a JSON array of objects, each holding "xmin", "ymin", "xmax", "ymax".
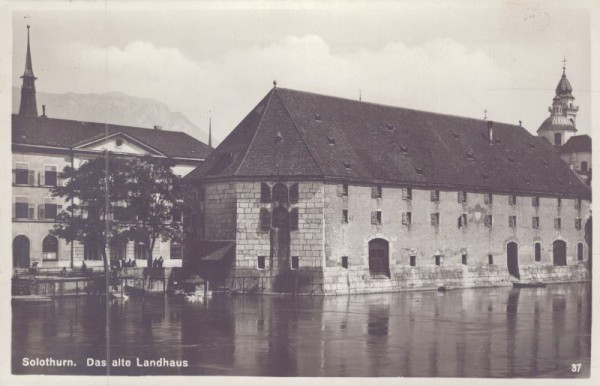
[{"xmin": 186, "ymin": 70, "xmax": 591, "ymax": 294}]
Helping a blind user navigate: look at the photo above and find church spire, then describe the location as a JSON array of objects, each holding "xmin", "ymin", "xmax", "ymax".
[{"xmin": 19, "ymin": 23, "xmax": 38, "ymax": 117}]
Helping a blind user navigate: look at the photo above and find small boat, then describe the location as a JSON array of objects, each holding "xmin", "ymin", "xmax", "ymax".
[
  {"xmin": 437, "ymin": 285, "xmax": 453, "ymax": 292},
  {"xmin": 513, "ymin": 281, "xmax": 546, "ymax": 288}
]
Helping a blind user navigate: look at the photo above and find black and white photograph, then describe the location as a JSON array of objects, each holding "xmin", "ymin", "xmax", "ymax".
[{"xmin": 1, "ymin": 0, "xmax": 598, "ymax": 384}]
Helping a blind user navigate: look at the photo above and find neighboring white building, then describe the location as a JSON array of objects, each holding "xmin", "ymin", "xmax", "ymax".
[{"xmin": 12, "ymin": 25, "xmax": 212, "ymax": 269}]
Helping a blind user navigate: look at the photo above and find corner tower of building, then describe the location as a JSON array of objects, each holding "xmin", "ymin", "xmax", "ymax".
[
  {"xmin": 537, "ymin": 62, "xmax": 578, "ymax": 146},
  {"xmin": 18, "ymin": 24, "xmax": 38, "ymax": 117}
]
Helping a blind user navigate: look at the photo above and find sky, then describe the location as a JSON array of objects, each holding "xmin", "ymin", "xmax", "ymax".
[{"xmin": 10, "ymin": 1, "xmax": 594, "ymax": 143}]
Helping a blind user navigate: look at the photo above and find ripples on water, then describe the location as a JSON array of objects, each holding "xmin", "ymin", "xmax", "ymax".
[{"xmin": 12, "ymin": 283, "xmax": 591, "ymax": 377}]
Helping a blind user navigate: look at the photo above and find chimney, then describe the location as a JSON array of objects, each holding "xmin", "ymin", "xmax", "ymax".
[
  {"xmin": 154, "ymin": 125, "xmax": 162, "ymax": 130},
  {"xmin": 487, "ymin": 120, "xmax": 494, "ymax": 144},
  {"xmin": 41, "ymin": 105, "xmax": 46, "ymax": 118}
]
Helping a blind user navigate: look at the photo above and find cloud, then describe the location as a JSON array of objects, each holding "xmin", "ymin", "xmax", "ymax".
[{"xmin": 41, "ymin": 35, "xmax": 561, "ymax": 143}]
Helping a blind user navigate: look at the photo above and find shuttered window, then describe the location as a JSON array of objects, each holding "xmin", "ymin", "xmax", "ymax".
[
  {"xmin": 289, "ymin": 183, "xmax": 299, "ymax": 203},
  {"xmin": 484, "ymin": 193, "xmax": 493, "ymax": 204},
  {"xmin": 430, "ymin": 190, "xmax": 440, "ymax": 202},
  {"xmin": 532, "ymin": 217, "xmax": 540, "ymax": 229},
  {"xmin": 554, "ymin": 218, "xmax": 561, "ymax": 230},
  {"xmin": 371, "ymin": 185, "xmax": 382, "ymax": 199},
  {"xmin": 371, "ymin": 211, "xmax": 382, "ymax": 225},
  {"xmin": 431, "ymin": 213, "xmax": 439, "ymax": 227},
  {"xmin": 402, "ymin": 212, "xmax": 412, "ymax": 226},
  {"xmin": 290, "ymin": 208, "xmax": 299, "ymax": 230},
  {"xmin": 509, "ymin": 216, "xmax": 517, "ymax": 228}
]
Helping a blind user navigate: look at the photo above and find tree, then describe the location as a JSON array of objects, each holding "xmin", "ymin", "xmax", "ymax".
[
  {"xmin": 51, "ymin": 154, "xmax": 129, "ymax": 274},
  {"xmin": 123, "ymin": 156, "xmax": 188, "ymax": 266},
  {"xmin": 51, "ymin": 154, "xmax": 189, "ymax": 276}
]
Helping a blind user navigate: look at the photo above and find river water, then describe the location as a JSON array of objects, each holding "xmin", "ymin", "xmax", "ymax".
[{"xmin": 12, "ymin": 283, "xmax": 591, "ymax": 377}]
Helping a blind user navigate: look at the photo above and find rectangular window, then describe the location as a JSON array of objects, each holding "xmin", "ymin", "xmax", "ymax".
[
  {"xmin": 291, "ymin": 256, "xmax": 299, "ymax": 270},
  {"xmin": 290, "ymin": 208, "xmax": 299, "ymax": 230},
  {"xmin": 170, "ymin": 243, "xmax": 183, "ymax": 260},
  {"xmin": 431, "ymin": 213, "xmax": 440, "ymax": 227},
  {"xmin": 435, "ymin": 255, "xmax": 441, "ymax": 266},
  {"xmin": 341, "ymin": 256, "xmax": 349, "ymax": 269},
  {"xmin": 257, "ymin": 256, "xmax": 266, "ymax": 270},
  {"xmin": 458, "ymin": 191, "xmax": 467, "ymax": 203},
  {"xmin": 557, "ymin": 197, "xmax": 562, "ymax": 208},
  {"xmin": 260, "ymin": 183, "xmax": 271, "ymax": 203},
  {"xmin": 409, "ymin": 255, "xmax": 416, "ymax": 267},
  {"xmin": 402, "ymin": 188, "xmax": 412, "ymax": 200},
  {"xmin": 532, "ymin": 196, "xmax": 539, "ymax": 207},
  {"xmin": 462, "ymin": 254, "xmax": 467, "ymax": 265},
  {"xmin": 430, "ymin": 190, "xmax": 440, "ymax": 202},
  {"xmin": 458, "ymin": 213, "xmax": 467, "ymax": 228},
  {"xmin": 509, "ymin": 195, "xmax": 517, "ymax": 206},
  {"xmin": 488, "ymin": 254, "xmax": 494, "ymax": 265},
  {"xmin": 371, "ymin": 185, "xmax": 382, "ymax": 199},
  {"xmin": 554, "ymin": 218, "xmax": 561, "ymax": 230},
  {"xmin": 509, "ymin": 215, "xmax": 517, "ymax": 228},
  {"xmin": 342, "ymin": 209, "xmax": 349, "ymax": 223},
  {"xmin": 575, "ymin": 199, "xmax": 582, "ymax": 209},
  {"xmin": 581, "ymin": 161, "xmax": 588, "ymax": 172},
  {"xmin": 14, "ymin": 196, "xmax": 29, "ymax": 219},
  {"xmin": 484, "ymin": 193, "xmax": 493, "ymax": 204},
  {"xmin": 14, "ymin": 163, "xmax": 29, "ymax": 185},
  {"xmin": 484, "ymin": 215, "xmax": 493, "ymax": 228},
  {"xmin": 260, "ymin": 208, "xmax": 271, "ymax": 231},
  {"xmin": 402, "ymin": 212, "xmax": 412, "ymax": 226},
  {"xmin": 44, "ymin": 165, "xmax": 58, "ymax": 186},
  {"xmin": 575, "ymin": 218, "xmax": 582, "ymax": 230},
  {"xmin": 337, "ymin": 183, "xmax": 348, "ymax": 197},
  {"xmin": 532, "ymin": 217, "xmax": 540, "ymax": 229},
  {"xmin": 289, "ymin": 183, "xmax": 299, "ymax": 203},
  {"xmin": 577, "ymin": 243, "xmax": 584, "ymax": 261},
  {"xmin": 44, "ymin": 200, "xmax": 58, "ymax": 219},
  {"xmin": 535, "ymin": 243, "xmax": 541, "ymax": 262},
  {"xmin": 371, "ymin": 211, "xmax": 382, "ymax": 225}
]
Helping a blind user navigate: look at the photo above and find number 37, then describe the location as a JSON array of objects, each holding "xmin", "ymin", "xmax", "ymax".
[{"xmin": 571, "ymin": 363, "xmax": 582, "ymax": 373}]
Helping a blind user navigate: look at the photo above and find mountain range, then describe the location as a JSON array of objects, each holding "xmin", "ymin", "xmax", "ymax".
[{"xmin": 11, "ymin": 87, "xmax": 209, "ymax": 144}]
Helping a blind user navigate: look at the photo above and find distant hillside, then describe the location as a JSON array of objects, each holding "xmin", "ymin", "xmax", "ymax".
[{"xmin": 12, "ymin": 87, "xmax": 209, "ymax": 144}]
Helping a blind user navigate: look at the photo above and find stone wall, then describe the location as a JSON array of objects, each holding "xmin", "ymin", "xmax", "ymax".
[{"xmin": 196, "ymin": 179, "xmax": 590, "ymax": 295}]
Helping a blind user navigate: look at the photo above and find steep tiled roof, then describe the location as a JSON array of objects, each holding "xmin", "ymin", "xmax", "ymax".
[
  {"xmin": 187, "ymin": 87, "xmax": 590, "ymax": 198},
  {"xmin": 12, "ymin": 114, "xmax": 211, "ymax": 159},
  {"xmin": 560, "ymin": 134, "xmax": 591, "ymax": 153}
]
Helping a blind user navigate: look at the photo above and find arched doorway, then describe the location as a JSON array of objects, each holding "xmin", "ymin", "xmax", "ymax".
[
  {"xmin": 506, "ymin": 242, "xmax": 519, "ymax": 279},
  {"xmin": 553, "ymin": 240, "xmax": 567, "ymax": 266},
  {"xmin": 13, "ymin": 235, "xmax": 30, "ymax": 268},
  {"xmin": 369, "ymin": 238, "xmax": 390, "ymax": 277}
]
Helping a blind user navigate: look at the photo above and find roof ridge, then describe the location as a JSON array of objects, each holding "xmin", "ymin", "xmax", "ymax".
[
  {"xmin": 10, "ymin": 113, "xmax": 191, "ymax": 135},
  {"xmin": 273, "ymin": 88, "xmax": 325, "ymax": 177},
  {"xmin": 276, "ymin": 87, "xmax": 523, "ymax": 129},
  {"xmin": 233, "ymin": 88, "xmax": 276, "ymax": 176}
]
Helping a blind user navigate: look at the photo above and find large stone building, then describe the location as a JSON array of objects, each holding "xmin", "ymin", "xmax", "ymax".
[
  {"xmin": 12, "ymin": 26, "xmax": 212, "ymax": 269},
  {"xmin": 186, "ymin": 81, "xmax": 591, "ymax": 294}
]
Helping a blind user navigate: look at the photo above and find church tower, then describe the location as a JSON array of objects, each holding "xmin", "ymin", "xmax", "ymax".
[
  {"xmin": 18, "ymin": 24, "xmax": 38, "ymax": 117},
  {"xmin": 537, "ymin": 60, "xmax": 578, "ymax": 146}
]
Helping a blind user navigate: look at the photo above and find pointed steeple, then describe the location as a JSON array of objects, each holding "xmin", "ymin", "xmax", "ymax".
[
  {"xmin": 208, "ymin": 110, "xmax": 213, "ymax": 148},
  {"xmin": 18, "ymin": 24, "xmax": 38, "ymax": 117}
]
